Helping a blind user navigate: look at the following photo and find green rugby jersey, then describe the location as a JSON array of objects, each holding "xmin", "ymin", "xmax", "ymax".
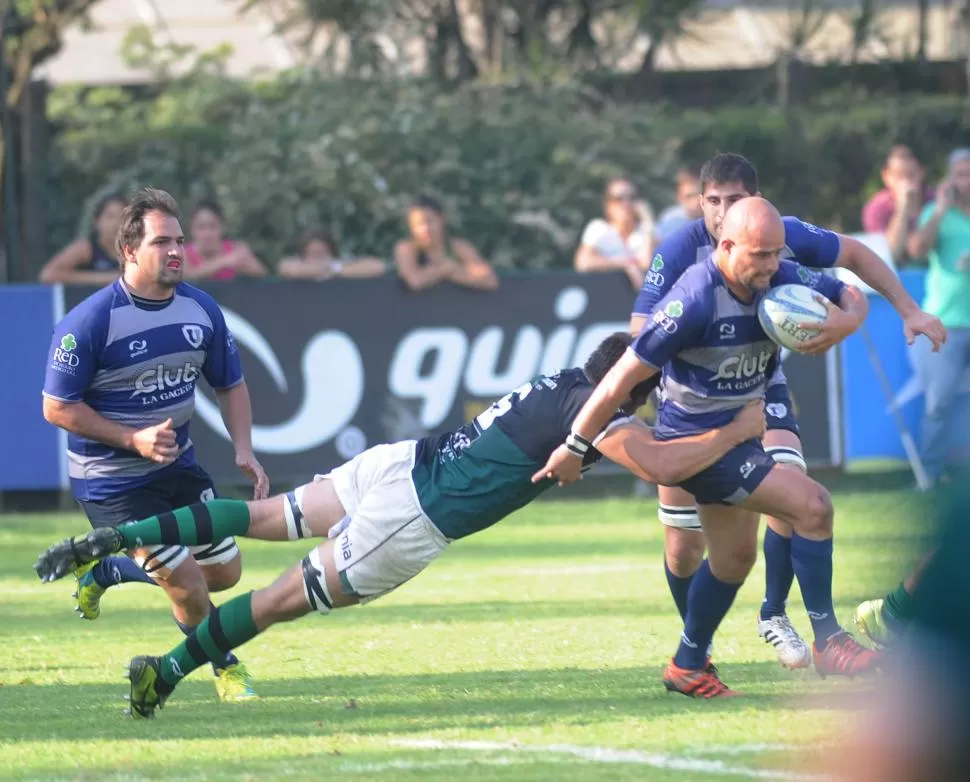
[{"xmin": 411, "ymin": 368, "xmax": 633, "ymax": 540}]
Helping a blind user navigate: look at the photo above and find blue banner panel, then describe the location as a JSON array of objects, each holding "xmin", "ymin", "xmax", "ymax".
[
  {"xmin": 0, "ymin": 285, "xmax": 61, "ymax": 489},
  {"xmin": 840, "ymin": 270, "xmax": 933, "ymax": 468}
]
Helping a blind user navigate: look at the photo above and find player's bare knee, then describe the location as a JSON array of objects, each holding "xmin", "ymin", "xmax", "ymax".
[
  {"xmin": 202, "ymin": 555, "xmax": 242, "ymax": 592},
  {"xmin": 665, "ymin": 529, "xmax": 704, "ymax": 576},
  {"xmin": 709, "ymin": 546, "xmax": 755, "ymax": 583},
  {"xmin": 799, "ymin": 484, "xmax": 834, "ymax": 538},
  {"xmin": 168, "ymin": 583, "xmax": 211, "ymax": 625}
]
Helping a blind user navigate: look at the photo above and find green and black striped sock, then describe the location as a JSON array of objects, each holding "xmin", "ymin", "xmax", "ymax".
[
  {"xmin": 157, "ymin": 592, "xmax": 260, "ymax": 690},
  {"xmin": 117, "ymin": 500, "xmax": 251, "ymax": 549}
]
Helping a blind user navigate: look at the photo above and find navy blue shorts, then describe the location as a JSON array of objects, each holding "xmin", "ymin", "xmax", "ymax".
[
  {"xmin": 678, "ymin": 439, "xmax": 776, "ymax": 506},
  {"xmin": 765, "ymin": 381, "xmax": 799, "ymax": 435},
  {"xmin": 78, "ymin": 464, "xmax": 237, "ymax": 576}
]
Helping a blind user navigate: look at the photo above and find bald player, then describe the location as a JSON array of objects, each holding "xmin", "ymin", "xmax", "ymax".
[{"xmin": 533, "ymin": 198, "xmax": 880, "ymax": 697}]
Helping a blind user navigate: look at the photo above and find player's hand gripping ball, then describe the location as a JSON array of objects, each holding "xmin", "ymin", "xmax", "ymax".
[{"xmin": 757, "ymin": 284, "xmax": 830, "ymax": 353}]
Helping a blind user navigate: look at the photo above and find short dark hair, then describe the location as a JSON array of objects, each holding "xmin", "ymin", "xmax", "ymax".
[
  {"xmin": 410, "ymin": 194, "xmax": 444, "ymax": 215},
  {"xmin": 583, "ymin": 332, "xmax": 660, "ymax": 406},
  {"xmin": 699, "ymin": 153, "xmax": 759, "ymax": 196},
  {"xmin": 92, "ymin": 192, "xmax": 127, "ymax": 221},
  {"xmin": 192, "ymin": 199, "xmax": 224, "ymax": 222},
  {"xmin": 116, "ymin": 188, "xmax": 181, "ymax": 259},
  {"xmin": 300, "ymin": 226, "xmax": 340, "ymax": 258}
]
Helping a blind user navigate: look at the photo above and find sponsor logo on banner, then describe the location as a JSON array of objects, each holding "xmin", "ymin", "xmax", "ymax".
[{"xmin": 194, "ymin": 285, "xmax": 626, "ymax": 459}]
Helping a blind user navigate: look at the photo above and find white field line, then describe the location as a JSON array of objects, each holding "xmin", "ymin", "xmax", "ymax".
[{"xmin": 390, "ymin": 738, "xmax": 835, "ymax": 781}]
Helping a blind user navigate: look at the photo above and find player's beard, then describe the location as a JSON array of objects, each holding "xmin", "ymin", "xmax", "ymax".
[{"xmin": 157, "ymin": 262, "xmax": 183, "ymax": 289}]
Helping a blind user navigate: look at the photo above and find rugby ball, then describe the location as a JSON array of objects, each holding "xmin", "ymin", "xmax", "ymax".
[{"xmin": 757, "ymin": 284, "xmax": 829, "ymax": 352}]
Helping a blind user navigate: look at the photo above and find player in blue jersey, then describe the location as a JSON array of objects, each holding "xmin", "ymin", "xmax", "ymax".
[
  {"xmin": 630, "ymin": 154, "xmax": 947, "ymax": 670},
  {"xmin": 33, "ymin": 333, "xmax": 769, "ymax": 718},
  {"xmin": 535, "ymin": 198, "xmax": 881, "ymax": 697},
  {"xmin": 41, "ymin": 188, "xmax": 268, "ymax": 702}
]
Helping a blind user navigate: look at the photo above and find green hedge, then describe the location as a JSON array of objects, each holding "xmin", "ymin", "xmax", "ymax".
[{"xmin": 43, "ymin": 77, "xmax": 970, "ymax": 271}]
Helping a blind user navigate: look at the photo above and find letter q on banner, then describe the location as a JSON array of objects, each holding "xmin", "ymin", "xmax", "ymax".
[{"xmin": 195, "ymin": 308, "xmax": 365, "ymax": 454}]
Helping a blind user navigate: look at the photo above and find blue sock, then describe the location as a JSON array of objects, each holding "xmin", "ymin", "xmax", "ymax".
[
  {"xmin": 673, "ymin": 560, "xmax": 743, "ymax": 670},
  {"xmin": 89, "ymin": 556, "xmax": 156, "ymax": 588},
  {"xmin": 664, "ymin": 556, "xmax": 693, "ymax": 622},
  {"xmin": 760, "ymin": 527, "xmax": 794, "ymax": 620},
  {"xmin": 174, "ymin": 603, "xmax": 240, "ymax": 674},
  {"xmin": 790, "ymin": 534, "xmax": 841, "ymax": 646}
]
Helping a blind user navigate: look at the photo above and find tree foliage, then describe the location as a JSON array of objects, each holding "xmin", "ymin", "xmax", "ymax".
[
  {"xmin": 241, "ymin": 0, "xmax": 708, "ymax": 82},
  {"xmin": 0, "ymin": 0, "xmax": 101, "ymax": 230}
]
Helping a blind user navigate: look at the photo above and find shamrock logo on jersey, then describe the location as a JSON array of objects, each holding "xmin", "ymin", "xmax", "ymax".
[
  {"xmin": 664, "ymin": 300, "xmax": 684, "ymax": 318},
  {"xmin": 60, "ymin": 334, "xmax": 77, "ymax": 352},
  {"xmin": 650, "ymin": 254, "xmax": 664, "ymax": 272},
  {"xmin": 796, "ymin": 267, "xmax": 819, "ymax": 285}
]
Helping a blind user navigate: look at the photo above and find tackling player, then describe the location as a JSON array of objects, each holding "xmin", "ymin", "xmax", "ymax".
[
  {"xmin": 535, "ymin": 198, "xmax": 880, "ymax": 697},
  {"xmin": 34, "ymin": 333, "xmax": 768, "ymax": 718},
  {"xmin": 633, "ymin": 154, "xmax": 946, "ymax": 669},
  {"xmin": 41, "ymin": 188, "xmax": 269, "ymax": 702}
]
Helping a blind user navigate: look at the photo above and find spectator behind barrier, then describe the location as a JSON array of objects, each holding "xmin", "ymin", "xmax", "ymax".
[
  {"xmin": 654, "ymin": 167, "xmax": 702, "ymax": 244},
  {"xmin": 905, "ymin": 148, "xmax": 970, "ymax": 487},
  {"xmin": 574, "ymin": 177, "xmax": 655, "ymax": 292},
  {"xmin": 278, "ymin": 227, "xmax": 386, "ymax": 280},
  {"xmin": 184, "ymin": 200, "xmax": 268, "ymax": 281},
  {"xmin": 394, "ymin": 195, "xmax": 498, "ymax": 292},
  {"xmin": 862, "ymin": 145, "xmax": 933, "ymax": 264},
  {"xmin": 39, "ymin": 192, "xmax": 126, "ymax": 285}
]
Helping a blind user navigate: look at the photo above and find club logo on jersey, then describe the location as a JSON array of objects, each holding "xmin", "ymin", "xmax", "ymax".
[
  {"xmin": 644, "ymin": 255, "xmax": 665, "ymax": 287},
  {"xmin": 652, "ymin": 309, "xmax": 678, "ymax": 334},
  {"xmin": 664, "ymin": 300, "xmax": 684, "ymax": 318},
  {"xmin": 52, "ymin": 333, "xmax": 80, "ymax": 370},
  {"xmin": 711, "ymin": 349, "xmax": 773, "ymax": 390},
  {"xmin": 796, "ymin": 267, "xmax": 820, "ymax": 286},
  {"xmin": 182, "ymin": 325, "xmax": 204, "ymax": 349},
  {"xmin": 132, "ymin": 362, "xmax": 200, "ymax": 402},
  {"xmin": 129, "ymin": 339, "xmax": 148, "ymax": 359},
  {"xmin": 766, "ymin": 402, "xmax": 787, "ymax": 419},
  {"xmin": 799, "ymin": 220, "xmax": 823, "ymax": 236}
]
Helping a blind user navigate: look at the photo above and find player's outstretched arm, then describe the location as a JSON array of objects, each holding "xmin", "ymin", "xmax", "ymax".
[
  {"xmin": 596, "ymin": 400, "xmax": 767, "ymax": 486},
  {"xmin": 836, "ymin": 234, "xmax": 946, "ymax": 350},
  {"xmin": 531, "ymin": 349, "xmax": 657, "ymax": 486}
]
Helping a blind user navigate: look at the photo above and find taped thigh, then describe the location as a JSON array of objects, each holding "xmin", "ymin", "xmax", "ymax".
[
  {"xmin": 132, "ymin": 544, "xmax": 190, "ymax": 580},
  {"xmin": 658, "ymin": 504, "xmax": 702, "ymax": 531}
]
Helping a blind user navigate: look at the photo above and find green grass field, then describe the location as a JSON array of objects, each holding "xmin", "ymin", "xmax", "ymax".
[{"xmin": 0, "ymin": 487, "xmax": 925, "ymax": 781}]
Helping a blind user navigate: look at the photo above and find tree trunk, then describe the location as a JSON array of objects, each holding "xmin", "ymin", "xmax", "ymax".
[
  {"xmin": 448, "ymin": 0, "xmax": 478, "ymax": 83},
  {"xmin": 918, "ymin": 0, "xmax": 929, "ymax": 61},
  {"xmin": 478, "ymin": 0, "xmax": 503, "ymax": 76},
  {"xmin": 776, "ymin": 52, "xmax": 792, "ymax": 110}
]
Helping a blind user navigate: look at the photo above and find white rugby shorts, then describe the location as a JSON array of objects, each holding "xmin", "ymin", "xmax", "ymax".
[{"xmin": 317, "ymin": 440, "xmax": 449, "ymax": 601}]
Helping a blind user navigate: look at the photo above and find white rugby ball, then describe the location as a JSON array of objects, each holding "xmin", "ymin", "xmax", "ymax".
[{"xmin": 757, "ymin": 283, "xmax": 830, "ymax": 352}]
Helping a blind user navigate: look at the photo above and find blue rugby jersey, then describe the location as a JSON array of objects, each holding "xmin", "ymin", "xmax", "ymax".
[
  {"xmin": 632, "ymin": 257, "xmax": 846, "ymax": 440},
  {"xmin": 631, "ymin": 215, "xmax": 843, "ymax": 396},
  {"xmin": 42, "ymin": 280, "xmax": 242, "ymax": 500}
]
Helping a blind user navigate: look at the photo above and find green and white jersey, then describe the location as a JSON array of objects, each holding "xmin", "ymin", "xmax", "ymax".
[{"xmin": 410, "ymin": 368, "xmax": 634, "ymax": 540}]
